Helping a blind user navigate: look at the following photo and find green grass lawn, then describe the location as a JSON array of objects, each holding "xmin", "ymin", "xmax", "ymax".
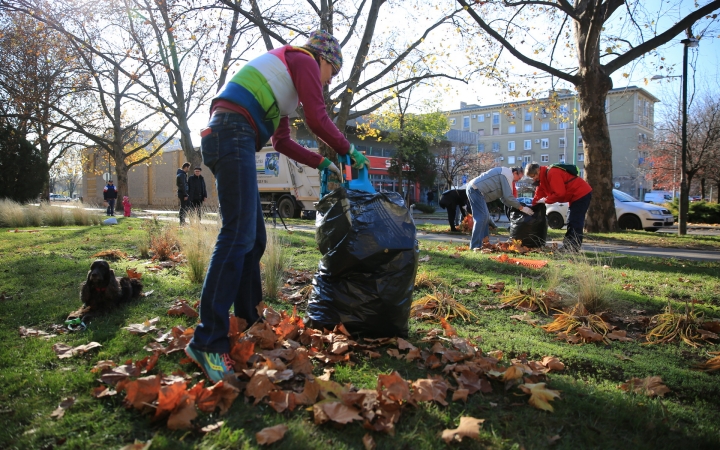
[{"xmin": 1, "ymin": 219, "xmax": 719, "ymax": 449}]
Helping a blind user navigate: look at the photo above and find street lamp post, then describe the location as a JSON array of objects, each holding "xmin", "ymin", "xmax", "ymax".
[{"xmin": 679, "ymin": 37, "xmax": 698, "ymax": 235}]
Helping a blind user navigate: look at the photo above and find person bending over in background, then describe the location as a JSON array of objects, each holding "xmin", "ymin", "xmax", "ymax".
[
  {"xmin": 524, "ymin": 163, "xmax": 592, "ymax": 252},
  {"xmin": 438, "ymin": 189, "xmax": 469, "ymax": 232},
  {"xmin": 466, "ymin": 167, "xmax": 530, "ymax": 250}
]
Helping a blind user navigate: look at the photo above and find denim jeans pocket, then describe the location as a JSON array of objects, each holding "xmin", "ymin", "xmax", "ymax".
[{"xmin": 201, "ymin": 115, "xmax": 256, "ymax": 172}]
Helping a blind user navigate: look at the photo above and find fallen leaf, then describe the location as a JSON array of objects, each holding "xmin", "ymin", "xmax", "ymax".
[
  {"xmin": 452, "ymin": 388, "xmax": 469, "ymax": 402},
  {"xmin": 321, "ymin": 401, "xmax": 362, "ymax": 424},
  {"xmin": 419, "ymin": 255, "xmax": 431, "ymax": 262},
  {"xmin": 53, "ymin": 342, "xmax": 102, "ymax": 359},
  {"xmin": 123, "ymin": 318, "xmax": 160, "ymax": 335},
  {"xmin": 50, "ymin": 397, "xmax": 75, "ymax": 419},
  {"xmin": 540, "ymin": 356, "xmax": 565, "ymax": 372},
  {"xmin": 441, "ymin": 416, "xmax": 485, "ymax": 443},
  {"xmin": 607, "ymin": 330, "xmax": 633, "ymax": 342},
  {"xmin": 119, "ymin": 440, "xmax": 152, "ymax": 450},
  {"xmin": 166, "ymin": 395, "xmax": 197, "ymax": 430},
  {"xmin": 167, "ymin": 299, "xmax": 198, "ymax": 318},
  {"xmin": 256, "ymin": 424, "xmax": 288, "ymax": 445},
  {"xmin": 200, "ymin": 421, "xmax": 224, "ymax": 433},
  {"xmin": 126, "ymin": 268, "xmax": 142, "ymax": 279},
  {"xmin": 619, "ymin": 376, "xmax": 670, "ymax": 397},
  {"xmin": 519, "ymin": 383, "xmax": 562, "ymax": 412},
  {"xmin": 362, "ymin": 433, "xmax": 376, "ymax": 450}
]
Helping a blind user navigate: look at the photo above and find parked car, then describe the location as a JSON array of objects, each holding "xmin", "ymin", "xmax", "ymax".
[
  {"xmin": 49, "ymin": 194, "xmax": 71, "ymax": 202},
  {"xmin": 545, "ymin": 189, "xmax": 675, "ymax": 232},
  {"xmin": 689, "ymin": 196, "xmax": 702, "ymax": 202}
]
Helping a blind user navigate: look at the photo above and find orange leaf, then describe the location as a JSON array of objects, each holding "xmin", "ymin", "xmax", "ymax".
[
  {"xmin": 167, "ymin": 394, "xmax": 197, "ymax": 430},
  {"xmin": 540, "ymin": 356, "xmax": 565, "ymax": 371},
  {"xmin": 268, "ymin": 390, "xmax": 296, "ymax": 413},
  {"xmin": 167, "ymin": 299, "xmax": 198, "ymax": 318},
  {"xmin": 126, "ymin": 268, "xmax": 142, "ymax": 279},
  {"xmin": 293, "ymin": 379, "xmax": 320, "ymax": 405},
  {"xmin": 245, "ymin": 373, "xmax": 276, "ymax": 405},
  {"xmin": 229, "ymin": 340, "xmax": 255, "ymax": 368},
  {"xmin": 228, "ymin": 316, "xmax": 248, "ymax": 339},
  {"xmin": 290, "ymin": 348, "xmax": 314, "ymax": 375},
  {"xmin": 197, "ymin": 380, "xmax": 239, "ymax": 414},
  {"xmin": 439, "ymin": 317, "xmax": 458, "ymax": 337},
  {"xmin": 377, "ymin": 371, "xmax": 410, "ymax": 402},
  {"xmin": 122, "ymin": 375, "xmax": 161, "ymax": 410},
  {"xmin": 154, "ymin": 381, "xmax": 187, "ymax": 419},
  {"xmin": 441, "ymin": 416, "xmax": 485, "ymax": 443},
  {"xmin": 256, "ymin": 424, "xmax": 288, "ymax": 445}
]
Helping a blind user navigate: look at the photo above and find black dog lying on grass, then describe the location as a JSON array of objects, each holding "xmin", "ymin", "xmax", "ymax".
[{"xmin": 67, "ymin": 260, "xmax": 143, "ymax": 321}]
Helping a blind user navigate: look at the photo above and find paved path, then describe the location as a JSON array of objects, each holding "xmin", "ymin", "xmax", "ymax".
[{"xmin": 104, "ymin": 206, "xmax": 720, "ymax": 263}]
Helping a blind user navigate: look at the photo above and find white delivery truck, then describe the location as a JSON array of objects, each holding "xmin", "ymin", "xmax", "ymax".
[
  {"xmin": 644, "ymin": 191, "xmax": 673, "ymax": 204},
  {"xmin": 256, "ymin": 146, "xmax": 321, "ymax": 218}
]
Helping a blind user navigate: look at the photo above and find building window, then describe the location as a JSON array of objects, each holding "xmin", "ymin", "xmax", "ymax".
[
  {"xmin": 449, "ymin": 118, "xmax": 456, "ymax": 125},
  {"xmin": 478, "ymin": 114, "xmax": 485, "ymax": 122},
  {"xmin": 508, "ymin": 111, "xmax": 516, "ymax": 120},
  {"xmin": 478, "ymin": 129, "xmax": 485, "ymax": 136},
  {"xmin": 508, "ymin": 156, "xmax": 516, "ymax": 164},
  {"xmin": 492, "ymin": 142, "xmax": 500, "ymax": 152},
  {"xmin": 558, "ymin": 121, "xmax": 567, "ymax": 129},
  {"xmin": 524, "ymin": 140, "xmax": 531, "ymax": 150},
  {"xmin": 579, "ymin": 169, "xmax": 584, "ymax": 178},
  {"xmin": 577, "ymin": 136, "xmax": 583, "ymax": 146},
  {"xmin": 541, "ymin": 154, "xmax": 549, "ymax": 163},
  {"xmin": 541, "ymin": 138, "xmax": 549, "ymax": 149},
  {"xmin": 492, "ymin": 128, "xmax": 500, "ymax": 135},
  {"xmin": 525, "ymin": 112, "xmax": 532, "ymax": 121},
  {"xmin": 463, "ymin": 116, "xmax": 470, "ymax": 129},
  {"xmin": 478, "ymin": 143, "xmax": 485, "ymax": 152},
  {"xmin": 541, "ymin": 122, "xmax": 550, "ymax": 131},
  {"xmin": 523, "ymin": 155, "xmax": 532, "ymax": 165},
  {"xmin": 508, "ymin": 141, "xmax": 515, "ymax": 151},
  {"xmin": 508, "ymin": 125, "xmax": 516, "ymax": 134},
  {"xmin": 638, "ymin": 133, "xmax": 647, "ymax": 143},
  {"xmin": 559, "ymin": 154, "xmax": 565, "ymax": 162},
  {"xmin": 524, "ymin": 124, "xmax": 532, "ymax": 132},
  {"xmin": 559, "ymin": 137, "xmax": 566, "ymax": 148},
  {"xmin": 577, "ymin": 153, "xmax": 584, "ymax": 161},
  {"xmin": 492, "ymin": 112, "xmax": 500, "ymax": 125}
]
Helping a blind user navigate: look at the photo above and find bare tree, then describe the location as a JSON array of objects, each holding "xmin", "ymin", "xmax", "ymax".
[
  {"xmin": 435, "ymin": 143, "xmax": 496, "ymax": 190},
  {"xmin": 455, "ymin": 0, "xmax": 720, "ymax": 232},
  {"xmin": 216, "ymin": 0, "xmax": 475, "ymax": 158}
]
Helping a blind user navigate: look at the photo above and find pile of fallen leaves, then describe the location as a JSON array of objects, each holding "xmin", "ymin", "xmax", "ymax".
[
  {"xmin": 500, "ymin": 288, "xmax": 561, "ymax": 315},
  {"xmin": 88, "ymin": 303, "xmax": 567, "ymax": 444},
  {"xmin": 278, "ymin": 268, "xmax": 315, "ymax": 304}
]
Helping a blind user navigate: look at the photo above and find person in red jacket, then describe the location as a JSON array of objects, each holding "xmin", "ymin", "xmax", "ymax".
[{"xmin": 524, "ymin": 163, "xmax": 592, "ymax": 252}]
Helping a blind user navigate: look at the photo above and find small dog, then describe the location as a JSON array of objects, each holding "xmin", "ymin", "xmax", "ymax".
[{"xmin": 69, "ymin": 260, "xmax": 143, "ymax": 321}]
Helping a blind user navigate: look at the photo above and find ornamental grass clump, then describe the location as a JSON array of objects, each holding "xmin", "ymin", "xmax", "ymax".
[
  {"xmin": 0, "ymin": 199, "xmax": 27, "ymax": 227},
  {"xmin": 414, "ymin": 270, "xmax": 444, "ymax": 290},
  {"xmin": 501, "ymin": 287, "xmax": 561, "ymax": 315},
  {"xmin": 180, "ymin": 208, "xmax": 221, "ymax": 284},
  {"xmin": 645, "ymin": 302, "xmax": 705, "ymax": 347},
  {"xmin": 542, "ymin": 302, "xmax": 610, "ymax": 343},
  {"xmin": 261, "ymin": 229, "xmax": 291, "ymax": 300},
  {"xmin": 411, "ymin": 289, "xmax": 475, "ymax": 321},
  {"xmin": 40, "ymin": 203, "xmax": 67, "ymax": 226}
]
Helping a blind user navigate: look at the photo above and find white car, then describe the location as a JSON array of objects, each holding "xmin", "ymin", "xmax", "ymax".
[
  {"xmin": 545, "ymin": 189, "xmax": 675, "ymax": 232},
  {"xmin": 50, "ymin": 194, "xmax": 71, "ymax": 202}
]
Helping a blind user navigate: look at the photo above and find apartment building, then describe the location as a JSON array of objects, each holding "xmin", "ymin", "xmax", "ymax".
[{"xmin": 445, "ymin": 86, "xmax": 658, "ymax": 196}]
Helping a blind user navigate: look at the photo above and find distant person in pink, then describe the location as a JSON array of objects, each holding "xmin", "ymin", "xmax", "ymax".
[{"xmin": 122, "ymin": 196, "xmax": 132, "ymax": 217}]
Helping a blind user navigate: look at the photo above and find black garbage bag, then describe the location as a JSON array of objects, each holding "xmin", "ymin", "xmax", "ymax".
[
  {"xmin": 507, "ymin": 203, "xmax": 548, "ymax": 248},
  {"xmin": 306, "ymin": 187, "xmax": 418, "ymax": 338}
]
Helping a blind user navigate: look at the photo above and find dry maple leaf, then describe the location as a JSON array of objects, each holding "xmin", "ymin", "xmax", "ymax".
[
  {"xmin": 377, "ymin": 372, "xmax": 410, "ymax": 402},
  {"xmin": 50, "ymin": 397, "xmax": 75, "ymax": 419},
  {"xmin": 519, "ymin": 383, "xmax": 562, "ymax": 412},
  {"xmin": 362, "ymin": 433, "xmax": 376, "ymax": 450},
  {"xmin": 321, "ymin": 401, "xmax": 363, "ymax": 424},
  {"xmin": 123, "ymin": 318, "xmax": 160, "ymax": 335},
  {"xmin": 121, "ymin": 375, "xmax": 161, "ymax": 410},
  {"xmin": 411, "ymin": 378, "xmax": 449, "ymax": 406},
  {"xmin": 167, "ymin": 395, "xmax": 198, "ymax": 430},
  {"xmin": 245, "ymin": 373, "xmax": 276, "ymax": 405},
  {"xmin": 540, "ymin": 356, "xmax": 565, "ymax": 372},
  {"xmin": 256, "ymin": 424, "xmax": 288, "ymax": 445},
  {"xmin": 441, "ymin": 416, "xmax": 485, "ymax": 443},
  {"xmin": 53, "ymin": 342, "xmax": 102, "ymax": 359},
  {"xmin": 396, "ymin": 337, "xmax": 416, "ymax": 351},
  {"xmin": 167, "ymin": 300, "xmax": 198, "ymax": 318},
  {"xmin": 452, "ymin": 388, "xmax": 469, "ymax": 402},
  {"xmin": 619, "ymin": 376, "xmax": 671, "ymax": 397},
  {"xmin": 126, "ymin": 268, "xmax": 142, "ymax": 279},
  {"xmin": 606, "ymin": 330, "xmax": 633, "ymax": 342}
]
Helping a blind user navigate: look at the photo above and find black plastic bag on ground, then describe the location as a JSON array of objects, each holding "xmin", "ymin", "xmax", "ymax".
[
  {"xmin": 306, "ymin": 187, "xmax": 418, "ymax": 338},
  {"xmin": 507, "ymin": 203, "xmax": 548, "ymax": 248}
]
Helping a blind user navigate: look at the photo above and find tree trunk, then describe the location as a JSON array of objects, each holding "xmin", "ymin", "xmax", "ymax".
[
  {"xmin": 179, "ymin": 122, "xmax": 202, "ymax": 169},
  {"xmin": 114, "ymin": 156, "xmax": 129, "ymax": 202},
  {"xmin": 700, "ymin": 177, "xmax": 706, "ymax": 199},
  {"xmin": 576, "ymin": 72, "xmax": 617, "ymax": 232}
]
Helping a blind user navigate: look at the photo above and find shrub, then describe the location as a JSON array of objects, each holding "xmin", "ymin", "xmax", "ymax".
[
  {"xmin": 0, "ymin": 198, "xmax": 27, "ymax": 227},
  {"xmin": 0, "ymin": 124, "xmax": 48, "ymax": 203},
  {"xmin": 413, "ymin": 202, "xmax": 436, "ymax": 214},
  {"xmin": 24, "ymin": 204, "xmax": 43, "ymax": 227},
  {"xmin": 40, "ymin": 203, "xmax": 67, "ymax": 226},
  {"xmin": 666, "ymin": 198, "xmax": 720, "ymax": 224},
  {"xmin": 180, "ymin": 207, "xmax": 221, "ymax": 284},
  {"xmin": 261, "ymin": 229, "xmax": 290, "ymax": 300},
  {"xmin": 71, "ymin": 206, "xmax": 100, "ymax": 226}
]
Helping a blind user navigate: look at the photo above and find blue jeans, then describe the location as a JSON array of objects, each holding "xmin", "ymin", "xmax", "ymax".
[
  {"xmin": 565, "ymin": 192, "xmax": 592, "ymax": 251},
  {"xmin": 467, "ymin": 187, "xmax": 490, "ymax": 249},
  {"xmin": 106, "ymin": 199, "xmax": 115, "ymax": 215},
  {"xmin": 189, "ymin": 113, "xmax": 266, "ymax": 354}
]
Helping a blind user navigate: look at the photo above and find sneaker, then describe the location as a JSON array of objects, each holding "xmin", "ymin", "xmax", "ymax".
[{"xmin": 184, "ymin": 345, "xmax": 234, "ymax": 383}]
